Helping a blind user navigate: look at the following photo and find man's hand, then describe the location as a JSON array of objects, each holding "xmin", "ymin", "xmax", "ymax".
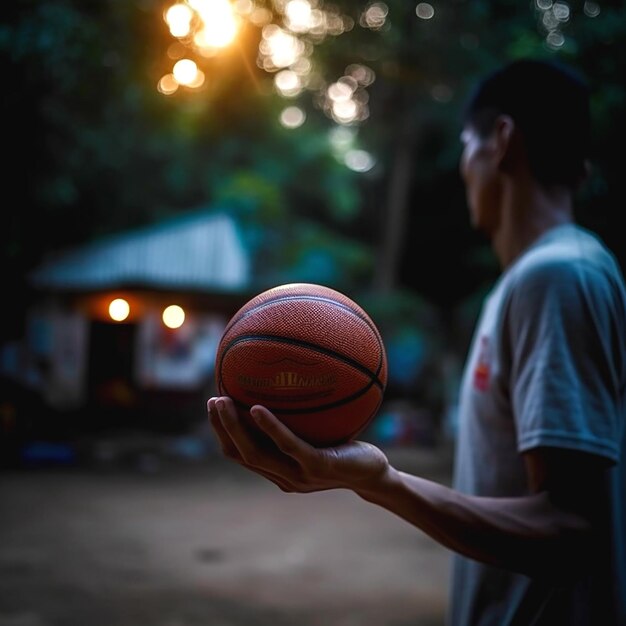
[{"xmin": 207, "ymin": 396, "xmax": 390, "ymax": 493}]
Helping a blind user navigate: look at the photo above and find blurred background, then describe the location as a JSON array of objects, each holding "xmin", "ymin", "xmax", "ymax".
[{"xmin": 1, "ymin": 1, "xmax": 625, "ymax": 625}]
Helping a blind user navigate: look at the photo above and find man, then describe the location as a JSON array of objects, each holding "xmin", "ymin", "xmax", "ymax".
[{"xmin": 208, "ymin": 58, "xmax": 626, "ymax": 625}]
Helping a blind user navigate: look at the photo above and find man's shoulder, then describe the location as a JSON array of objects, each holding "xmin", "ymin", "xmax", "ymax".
[
  {"xmin": 510, "ymin": 224, "xmax": 622, "ymax": 290},
  {"xmin": 497, "ymin": 225, "xmax": 626, "ymax": 333}
]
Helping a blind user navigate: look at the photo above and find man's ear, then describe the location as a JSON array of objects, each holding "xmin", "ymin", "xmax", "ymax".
[{"xmin": 492, "ymin": 114, "xmax": 520, "ymax": 173}]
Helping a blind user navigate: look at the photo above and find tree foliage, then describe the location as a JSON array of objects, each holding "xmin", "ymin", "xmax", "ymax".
[{"xmin": 2, "ymin": 0, "xmax": 625, "ymax": 325}]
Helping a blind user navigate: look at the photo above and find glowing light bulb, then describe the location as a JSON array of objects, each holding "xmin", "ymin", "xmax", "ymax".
[
  {"xmin": 163, "ymin": 305, "xmax": 185, "ymax": 329},
  {"xmin": 109, "ymin": 298, "xmax": 130, "ymax": 322}
]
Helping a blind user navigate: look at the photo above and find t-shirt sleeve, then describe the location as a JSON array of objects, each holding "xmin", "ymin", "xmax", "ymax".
[{"xmin": 505, "ymin": 259, "xmax": 623, "ymax": 463}]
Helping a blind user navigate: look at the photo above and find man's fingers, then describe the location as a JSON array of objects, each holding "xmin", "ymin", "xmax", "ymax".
[
  {"xmin": 207, "ymin": 396, "xmax": 355, "ymax": 493},
  {"xmin": 250, "ymin": 405, "xmax": 317, "ymax": 466},
  {"xmin": 213, "ymin": 396, "xmax": 261, "ymax": 464},
  {"xmin": 254, "ymin": 467, "xmax": 297, "ymax": 492},
  {"xmin": 210, "ymin": 398, "xmax": 304, "ymax": 492},
  {"xmin": 213, "ymin": 397, "xmax": 301, "ymax": 474},
  {"xmin": 207, "ymin": 398, "xmax": 241, "ymax": 461}
]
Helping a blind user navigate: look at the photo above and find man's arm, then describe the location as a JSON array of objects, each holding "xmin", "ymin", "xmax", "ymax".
[
  {"xmin": 208, "ymin": 397, "xmax": 609, "ymax": 581},
  {"xmin": 355, "ymin": 446, "xmax": 607, "ymax": 580}
]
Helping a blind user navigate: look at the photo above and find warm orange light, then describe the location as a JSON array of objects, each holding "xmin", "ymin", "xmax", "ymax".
[
  {"xmin": 173, "ymin": 59, "xmax": 198, "ymax": 85},
  {"xmin": 165, "ymin": 3, "xmax": 194, "ymax": 37},
  {"xmin": 158, "ymin": 73, "xmax": 179, "ymax": 95},
  {"xmin": 109, "ymin": 298, "xmax": 130, "ymax": 322}
]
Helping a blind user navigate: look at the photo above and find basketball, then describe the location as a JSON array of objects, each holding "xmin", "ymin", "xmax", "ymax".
[{"xmin": 214, "ymin": 283, "xmax": 388, "ymax": 447}]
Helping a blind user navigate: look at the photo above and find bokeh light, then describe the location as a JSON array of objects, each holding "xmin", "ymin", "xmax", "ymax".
[
  {"xmin": 260, "ymin": 25, "xmax": 306, "ymax": 70},
  {"xmin": 344, "ymin": 149, "xmax": 375, "ymax": 172},
  {"xmin": 158, "ymin": 0, "xmax": 582, "ymax": 131},
  {"xmin": 192, "ymin": 0, "xmax": 239, "ymax": 49},
  {"xmin": 173, "ymin": 58, "xmax": 198, "ymax": 85},
  {"xmin": 160, "ymin": 0, "xmax": 361, "ymax": 123},
  {"xmin": 234, "ymin": 0, "xmax": 253, "ymax": 16},
  {"xmin": 535, "ymin": 0, "xmax": 570, "ymax": 50},
  {"xmin": 280, "ymin": 106, "xmax": 306, "ymax": 128},
  {"xmin": 109, "ymin": 298, "xmax": 130, "ymax": 322},
  {"xmin": 546, "ymin": 30, "xmax": 565, "ymax": 48},
  {"xmin": 346, "ymin": 63, "xmax": 376, "ymax": 86},
  {"xmin": 274, "ymin": 70, "xmax": 303, "ymax": 97},
  {"xmin": 163, "ymin": 305, "xmax": 185, "ymax": 329},
  {"xmin": 249, "ymin": 6, "xmax": 273, "ymax": 26},
  {"xmin": 361, "ymin": 3, "xmax": 388, "ymax": 30},
  {"xmin": 158, "ymin": 73, "xmax": 179, "ymax": 95},
  {"xmin": 553, "ymin": 2, "xmax": 570, "ymax": 21},
  {"xmin": 329, "ymin": 125, "xmax": 356, "ymax": 152},
  {"xmin": 285, "ymin": 0, "xmax": 313, "ymax": 32},
  {"xmin": 165, "ymin": 3, "xmax": 194, "ymax": 37},
  {"xmin": 416, "ymin": 3, "xmax": 435, "ymax": 20}
]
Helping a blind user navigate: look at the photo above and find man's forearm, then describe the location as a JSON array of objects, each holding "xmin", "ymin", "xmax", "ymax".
[{"xmin": 354, "ymin": 466, "xmax": 594, "ymax": 579}]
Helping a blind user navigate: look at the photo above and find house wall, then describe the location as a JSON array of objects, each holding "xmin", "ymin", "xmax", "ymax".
[{"xmin": 2, "ymin": 290, "xmax": 235, "ymax": 418}]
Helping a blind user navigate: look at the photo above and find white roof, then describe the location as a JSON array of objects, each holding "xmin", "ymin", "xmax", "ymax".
[{"xmin": 29, "ymin": 210, "xmax": 250, "ymax": 292}]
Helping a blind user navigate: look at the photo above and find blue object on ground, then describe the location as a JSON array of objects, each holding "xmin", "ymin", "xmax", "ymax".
[{"xmin": 20, "ymin": 441, "xmax": 76, "ymax": 466}]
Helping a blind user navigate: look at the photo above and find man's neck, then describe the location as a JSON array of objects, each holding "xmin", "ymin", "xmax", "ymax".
[{"xmin": 491, "ymin": 182, "xmax": 575, "ymax": 269}]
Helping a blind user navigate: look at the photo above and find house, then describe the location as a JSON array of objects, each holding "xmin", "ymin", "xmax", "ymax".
[{"xmin": 1, "ymin": 209, "xmax": 252, "ymax": 432}]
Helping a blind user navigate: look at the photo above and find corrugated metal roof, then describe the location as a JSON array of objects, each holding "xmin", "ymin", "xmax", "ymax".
[{"xmin": 29, "ymin": 209, "xmax": 250, "ymax": 292}]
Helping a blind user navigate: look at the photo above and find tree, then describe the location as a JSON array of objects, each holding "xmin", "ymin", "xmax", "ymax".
[
  {"xmin": 0, "ymin": 0, "xmax": 374, "ymax": 338},
  {"xmin": 2, "ymin": 0, "xmax": 625, "ymax": 324}
]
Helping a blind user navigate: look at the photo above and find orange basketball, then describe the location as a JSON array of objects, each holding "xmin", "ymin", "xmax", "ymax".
[{"xmin": 214, "ymin": 283, "xmax": 388, "ymax": 447}]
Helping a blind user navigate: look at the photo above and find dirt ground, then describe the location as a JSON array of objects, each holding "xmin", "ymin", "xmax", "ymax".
[{"xmin": 0, "ymin": 444, "xmax": 454, "ymax": 626}]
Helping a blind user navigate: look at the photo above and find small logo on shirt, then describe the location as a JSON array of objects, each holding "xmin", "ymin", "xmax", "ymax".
[{"xmin": 473, "ymin": 336, "xmax": 491, "ymax": 391}]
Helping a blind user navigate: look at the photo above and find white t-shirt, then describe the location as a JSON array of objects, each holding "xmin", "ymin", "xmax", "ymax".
[{"xmin": 449, "ymin": 224, "xmax": 626, "ymax": 626}]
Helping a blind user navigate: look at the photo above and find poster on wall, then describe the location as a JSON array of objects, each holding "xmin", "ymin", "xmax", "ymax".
[
  {"xmin": 137, "ymin": 312, "xmax": 225, "ymax": 390},
  {"xmin": 47, "ymin": 310, "xmax": 89, "ymax": 410}
]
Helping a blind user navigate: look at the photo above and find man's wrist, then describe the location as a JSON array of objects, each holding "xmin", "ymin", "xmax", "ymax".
[{"xmin": 353, "ymin": 464, "xmax": 403, "ymax": 503}]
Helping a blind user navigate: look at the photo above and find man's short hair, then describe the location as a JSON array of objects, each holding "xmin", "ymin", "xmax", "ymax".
[{"xmin": 462, "ymin": 58, "xmax": 591, "ymax": 189}]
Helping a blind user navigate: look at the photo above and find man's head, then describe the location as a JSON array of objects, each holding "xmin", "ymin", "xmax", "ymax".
[{"xmin": 461, "ymin": 58, "xmax": 591, "ymax": 190}]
